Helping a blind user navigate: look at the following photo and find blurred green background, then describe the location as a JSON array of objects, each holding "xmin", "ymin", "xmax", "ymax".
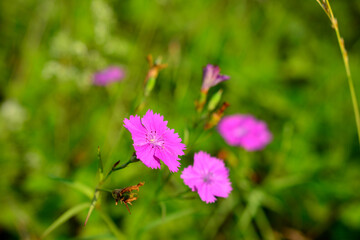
[{"xmin": 1, "ymin": 0, "xmax": 360, "ymax": 239}]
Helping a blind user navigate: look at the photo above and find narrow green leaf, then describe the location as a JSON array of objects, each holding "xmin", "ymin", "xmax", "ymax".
[
  {"xmin": 234, "ymin": 202, "xmax": 260, "ymax": 240},
  {"xmin": 145, "ymin": 76, "xmax": 156, "ymax": 96},
  {"xmin": 261, "ymin": 193, "xmax": 284, "ymax": 213},
  {"xmin": 207, "ymin": 89, "xmax": 223, "ymax": 111},
  {"xmin": 266, "ymin": 174, "xmax": 307, "ymax": 192},
  {"xmin": 203, "ymin": 194, "xmax": 236, "ymax": 239},
  {"xmin": 255, "ymin": 208, "xmax": 275, "ymax": 240},
  {"xmin": 140, "ymin": 209, "xmax": 195, "ymax": 234},
  {"xmin": 98, "ymin": 210, "xmax": 126, "ymax": 239},
  {"xmin": 239, "ymin": 190, "xmax": 263, "ymax": 229},
  {"xmin": 42, "ymin": 203, "xmax": 90, "ymax": 239},
  {"xmin": 50, "ymin": 176, "xmax": 93, "ymax": 199},
  {"xmin": 84, "ymin": 192, "xmax": 99, "ymax": 226}
]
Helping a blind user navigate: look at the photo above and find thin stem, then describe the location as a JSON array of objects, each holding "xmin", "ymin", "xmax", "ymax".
[
  {"xmin": 315, "ymin": 0, "xmax": 331, "ymax": 19},
  {"xmin": 98, "ymin": 147, "xmax": 104, "ymax": 182},
  {"xmin": 85, "ymin": 153, "xmax": 139, "ymax": 226},
  {"xmin": 113, "ymin": 158, "xmax": 136, "ymax": 171},
  {"xmin": 255, "ymin": 208, "xmax": 276, "ymax": 240},
  {"xmin": 96, "ymin": 188, "xmax": 113, "ymax": 193},
  {"xmin": 132, "ymin": 171, "xmax": 173, "ymax": 239},
  {"xmin": 159, "ymin": 189, "xmax": 193, "ymax": 202},
  {"xmin": 184, "ymin": 113, "xmax": 210, "ymax": 155},
  {"xmin": 315, "ymin": 0, "xmax": 360, "ymax": 144},
  {"xmin": 235, "ymin": 199, "xmax": 261, "ymax": 240},
  {"xmin": 100, "ymin": 153, "xmax": 139, "ymax": 185}
]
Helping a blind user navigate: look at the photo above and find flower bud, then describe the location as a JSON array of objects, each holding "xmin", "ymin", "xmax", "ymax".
[{"xmin": 204, "ymin": 102, "xmax": 230, "ymax": 130}]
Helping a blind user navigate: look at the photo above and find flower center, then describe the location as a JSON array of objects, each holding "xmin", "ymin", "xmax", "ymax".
[
  {"xmin": 146, "ymin": 130, "xmax": 164, "ymax": 148},
  {"xmin": 202, "ymin": 171, "xmax": 213, "ymax": 184}
]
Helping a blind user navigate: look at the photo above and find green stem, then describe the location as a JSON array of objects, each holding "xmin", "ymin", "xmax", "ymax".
[
  {"xmin": 255, "ymin": 208, "xmax": 275, "ymax": 240},
  {"xmin": 113, "ymin": 157, "xmax": 137, "ymax": 171},
  {"xmin": 132, "ymin": 171, "xmax": 173, "ymax": 239},
  {"xmin": 96, "ymin": 188, "xmax": 113, "ymax": 193},
  {"xmin": 235, "ymin": 200, "xmax": 260, "ymax": 240},
  {"xmin": 185, "ymin": 114, "xmax": 209, "ymax": 155},
  {"xmin": 196, "ymin": 91, "xmax": 208, "ymax": 113},
  {"xmin": 100, "ymin": 153, "xmax": 139, "ymax": 185},
  {"xmin": 315, "ymin": 0, "xmax": 360, "ymax": 145},
  {"xmin": 159, "ymin": 189, "xmax": 193, "ymax": 202},
  {"xmin": 98, "ymin": 147, "xmax": 104, "ymax": 182},
  {"xmin": 85, "ymin": 153, "xmax": 139, "ymax": 226}
]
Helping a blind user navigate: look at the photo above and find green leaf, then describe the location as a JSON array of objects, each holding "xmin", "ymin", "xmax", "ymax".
[
  {"xmin": 84, "ymin": 192, "xmax": 99, "ymax": 226},
  {"xmin": 145, "ymin": 76, "xmax": 156, "ymax": 96},
  {"xmin": 265, "ymin": 174, "xmax": 307, "ymax": 192},
  {"xmin": 255, "ymin": 208, "xmax": 275, "ymax": 240},
  {"xmin": 261, "ymin": 193, "xmax": 284, "ymax": 213},
  {"xmin": 203, "ymin": 194, "xmax": 236, "ymax": 239},
  {"xmin": 50, "ymin": 176, "xmax": 93, "ymax": 199},
  {"xmin": 42, "ymin": 202, "xmax": 90, "ymax": 239},
  {"xmin": 239, "ymin": 189, "xmax": 263, "ymax": 229},
  {"xmin": 139, "ymin": 208, "xmax": 195, "ymax": 235},
  {"xmin": 340, "ymin": 202, "xmax": 360, "ymax": 229},
  {"xmin": 207, "ymin": 89, "xmax": 223, "ymax": 111}
]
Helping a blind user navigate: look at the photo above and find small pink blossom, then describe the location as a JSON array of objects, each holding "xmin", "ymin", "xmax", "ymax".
[
  {"xmin": 124, "ymin": 110, "xmax": 186, "ymax": 172},
  {"xmin": 218, "ymin": 114, "xmax": 272, "ymax": 151},
  {"xmin": 181, "ymin": 151, "xmax": 232, "ymax": 203},
  {"xmin": 201, "ymin": 64, "xmax": 230, "ymax": 92},
  {"xmin": 93, "ymin": 66, "xmax": 125, "ymax": 86}
]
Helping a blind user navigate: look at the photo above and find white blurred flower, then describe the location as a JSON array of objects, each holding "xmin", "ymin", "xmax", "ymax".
[
  {"xmin": 0, "ymin": 100, "xmax": 28, "ymax": 130},
  {"xmin": 73, "ymin": 41, "xmax": 87, "ymax": 56},
  {"xmin": 25, "ymin": 151, "xmax": 42, "ymax": 170},
  {"xmin": 92, "ymin": 0, "xmax": 115, "ymax": 44},
  {"xmin": 42, "ymin": 61, "xmax": 81, "ymax": 81}
]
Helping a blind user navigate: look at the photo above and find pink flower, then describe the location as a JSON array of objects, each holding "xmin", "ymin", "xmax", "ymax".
[
  {"xmin": 93, "ymin": 66, "xmax": 125, "ymax": 86},
  {"xmin": 181, "ymin": 151, "xmax": 232, "ymax": 203},
  {"xmin": 218, "ymin": 114, "xmax": 272, "ymax": 151},
  {"xmin": 201, "ymin": 64, "xmax": 230, "ymax": 92},
  {"xmin": 123, "ymin": 110, "xmax": 186, "ymax": 172}
]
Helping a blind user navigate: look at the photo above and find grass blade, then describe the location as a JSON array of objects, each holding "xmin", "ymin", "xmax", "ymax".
[
  {"xmin": 42, "ymin": 202, "xmax": 90, "ymax": 239},
  {"xmin": 315, "ymin": 0, "xmax": 360, "ymax": 144},
  {"xmin": 139, "ymin": 208, "xmax": 195, "ymax": 235},
  {"xmin": 84, "ymin": 191, "xmax": 99, "ymax": 226},
  {"xmin": 239, "ymin": 190, "xmax": 263, "ymax": 230},
  {"xmin": 50, "ymin": 176, "xmax": 93, "ymax": 199}
]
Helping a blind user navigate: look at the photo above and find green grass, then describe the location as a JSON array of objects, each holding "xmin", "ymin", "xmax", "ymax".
[{"xmin": 1, "ymin": 0, "xmax": 360, "ymax": 239}]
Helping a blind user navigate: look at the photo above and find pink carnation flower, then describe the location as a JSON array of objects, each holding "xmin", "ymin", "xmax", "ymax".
[
  {"xmin": 201, "ymin": 64, "xmax": 230, "ymax": 92},
  {"xmin": 218, "ymin": 114, "xmax": 272, "ymax": 151},
  {"xmin": 124, "ymin": 110, "xmax": 186, "ymax": 172},
  {"xmin": 181, "ymin": 151, "xmax": 232, "ymax": 203},
  {"xmin": 93, "ymin": 66, "xmax": 125, "ymax": 86}
]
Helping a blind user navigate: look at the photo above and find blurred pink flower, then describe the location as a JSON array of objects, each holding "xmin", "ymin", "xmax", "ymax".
[
  {"xmin": 124, "ymin": 110, "xmax": 186, "ymax": 172},
  {"xmin": 201, "ymin": 64, "xmax": 230, "ymax": 92},
  {"xmin": 181, "ymin": 151, "xmax": 232, "ymax": 203},
  {"xmin": 218, "ymin": 114, "xmax": 272, "ymax": 151},
  {"xmin": 93, "ymin": 66, "xmax": 125, "ymax": 86}
]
